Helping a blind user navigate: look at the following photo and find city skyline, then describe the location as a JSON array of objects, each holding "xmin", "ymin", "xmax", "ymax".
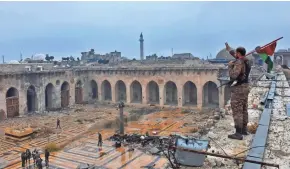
[{"xmin": 0, "ymin": 1, "xmax": 290, "ymax": 60}]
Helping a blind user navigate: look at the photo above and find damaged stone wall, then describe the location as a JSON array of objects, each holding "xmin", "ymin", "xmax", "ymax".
[{"xmin": 0, "ymin": 67, "xmax": 230, "ymax": 118}]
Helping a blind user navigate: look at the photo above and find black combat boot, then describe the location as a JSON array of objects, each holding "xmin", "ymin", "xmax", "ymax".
[
  {"xmin": 241, "ymin": 124, "xmax": 249, "ymax": 135},
  {"xmin": 228, "ymin": 127, "xmax": 243, "ymax": 140}
]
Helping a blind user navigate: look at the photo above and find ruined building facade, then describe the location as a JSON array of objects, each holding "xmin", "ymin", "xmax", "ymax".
[{"xmin": 0, "ymin": 67, "xmax": 231, "ymax": 119}]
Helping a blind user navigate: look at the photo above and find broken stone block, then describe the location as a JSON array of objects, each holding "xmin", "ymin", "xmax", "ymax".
[{"xmin": 149, "ymin": 147, "xmax": 160, "ymax": 155}]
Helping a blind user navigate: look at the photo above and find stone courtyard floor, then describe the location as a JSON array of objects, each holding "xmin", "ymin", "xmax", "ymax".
[{"xmin": 1, "ymin": 104, "xmax": 219, "ymax": 169}]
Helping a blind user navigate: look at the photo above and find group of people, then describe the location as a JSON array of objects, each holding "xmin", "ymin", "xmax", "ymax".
[
  {"xmin": 21, "ymin": 149, "xmax": 50, "ymax": 169},
  {"xmin": 20, "ymin": 118, "xmax": 59, "ymax": 168}
]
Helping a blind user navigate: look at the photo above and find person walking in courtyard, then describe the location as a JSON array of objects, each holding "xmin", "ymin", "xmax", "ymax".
[
  {"xmin": 226, "ymin": 42, "xmax": 251, "ymax": 140},
  {"xmin": 32, "ymin": 149, "xmax": 37, "ymax": 166},
  {"xmin": 21, "ymin": 151, "xmax": 26, "ymax": 168},
  {"xmin": 25, "ymin": 149, "xmax": 31, "ymax": 166},
  {"xmin": 36, "ymin": 157, "xmax": 43, "ymax": 169},
  {"xmin": 45, "ymin": 149, "xmax": 50, "ymax": 167},
  {"xmin": 98, "ymin": 132, "xmax": 103, "ymax": 147},
  {"xmin": 56, "ymin": 118, "xmax": 61, "ymax": 129}
]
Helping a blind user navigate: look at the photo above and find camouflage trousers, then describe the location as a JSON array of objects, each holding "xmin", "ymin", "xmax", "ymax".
[{"xmin": 230, "ymin": 83, "xmax": 250, "ymax": 129}]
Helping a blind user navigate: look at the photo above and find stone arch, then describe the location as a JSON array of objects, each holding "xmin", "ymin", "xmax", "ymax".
[
  {"xmin": 203, "ymin": 81, "xmax": 219, "ymax": 107},
  {"xmin": 90, "ymin": 80, "xmax": 98, "ymax": 100},
  {"xmin": 45, "ymin": 83, "xmax": 56, "ymax": 110},
  {"xmin": 182, "ymin": 81, "xmax": 197, "ymax": 106},
  {"xmin": 6, "ymin": 87, "xmax": 19, "ymax": 118},
  {"xmin": 146, "ymin": 81, "xmax": 159, "ymax": 104},
  {"xmin": 27, "ymin": 85, "xmax": 37, "ymax": 112},
  {"xmin": 164, "ymin": 81, "xmax": 178, "ymax": 105},
  {"xmin": 56, "ymin": 80, "xmax": 60, "ymax": 86},
  {"xmin": 130, "ymin": 80, "xmax": 142, "ymax": 103},
  {"xmin": 101, "ymin": 80, "xmax": 112, "ymax": 101},
  {"xmin": 61, "ymin": 81, "xmax": 70, "ymax": 107},
  {"xmin": 224, "ymin": 86, "xmax": 231, "ymax": 106},
  {"xmin": 115, "ymin": 80, "xmax": 127, "ymax": 102},
  {"xmin": 75, "ymin": 80, "xmax": 83, "ymax": 104}
]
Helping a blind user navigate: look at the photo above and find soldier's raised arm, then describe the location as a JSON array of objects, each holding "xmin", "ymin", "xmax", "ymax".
[
  {"xmin": 229, "ymin": 60, "xmax": 243, "ymax": 80},
  {"xmin": 225, "ymin": 42, "xmax": 236, "ymax": 57}
]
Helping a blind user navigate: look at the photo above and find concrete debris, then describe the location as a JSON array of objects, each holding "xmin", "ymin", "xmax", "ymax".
[{"xmin": 247, "ymin": 122, "xmax": 258, "ymax": 134}]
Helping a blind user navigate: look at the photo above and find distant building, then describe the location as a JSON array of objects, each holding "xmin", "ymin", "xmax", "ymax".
[
  {"xmin": 172, "ymin": 53, "xmax": 194, "ymax": 60},
  {"xmin": 274, "ymin": 49, "xmax": 290, "ymax": 66},
  {"xmin": 146, "ymin": 54, "xmax": 158, "ymax": 60},
  {"xmin": 158, "ymin": 56, "xmax": 171, "ymax": 60},
  {"xmin": 81, "ymin": 49, "xmax": 122, "ymax": 64}
]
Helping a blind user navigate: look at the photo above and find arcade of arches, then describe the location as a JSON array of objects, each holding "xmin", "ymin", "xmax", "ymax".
[{"xmin": 1, "ymin": 79, "xmax": 230, "ymax": 118}]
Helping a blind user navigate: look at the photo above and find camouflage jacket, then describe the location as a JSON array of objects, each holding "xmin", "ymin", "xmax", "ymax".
[{"xmin": 229, "ymin": 59, "xmax": 246, "ymax": 81}]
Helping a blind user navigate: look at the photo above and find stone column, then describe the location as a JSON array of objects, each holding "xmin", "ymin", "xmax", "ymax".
[
  {"xmin": 142, "ymin": 84, "xmax": 147, "ymax": 104},
  {"xmin": 126, "ymin": 84, "xmax": 130, "ymax": 104},
  {"xmin": 177, "ymin": 85, "xmax": 183, "ymax": 107},
  {"xmin": 118, "ymin": 102, "xmax": 125, "ymax": 135},
  {"xmin": 219, "ymin": 86, "xmax": 225, "ymax": 108},
  {"xmin": 196, "ymin": 85, "xmax": 203, "ymax": 109},
  {"xmin": 0, "ymin": 90, "xmax": 6, "ymax": 117},
  {"xmin": 54, "ymin": 85, "xmax": 61, "ymax": 109},
  {"xmin": 70, "ymin": 80, "xmax": 74, "ymax": 106},
  {"xmin": 97, "ymin": 81, "xmax": 102, "ymax": 101},
  {"xmin": 19, "ymin": 90, "xmax": 26, "ymax": 115},
  {"xmin": 111, "ymin": 85, "xmax": 116, "ymax": 103},
  {"xmin": 39, "ymin": 86, "xmax": 45, "ymax": 112},
  {"xmin": 159, "ymin": 85, "xmax": 164, "ymax": 106}
]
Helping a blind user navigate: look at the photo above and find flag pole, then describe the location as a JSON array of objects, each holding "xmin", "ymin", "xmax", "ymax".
[{"xmin": 246, "ymin": 37, "xmax": 283, "ymax": 56}]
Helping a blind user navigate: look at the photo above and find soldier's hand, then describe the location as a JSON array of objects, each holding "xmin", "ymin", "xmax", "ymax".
[
  {"xmin": 225, "ymin": 42, "xmax": 231, "ymax": 51},
  {"xmin": 228, "ymin": 60, "xmax": 234, "ymax": 67}
]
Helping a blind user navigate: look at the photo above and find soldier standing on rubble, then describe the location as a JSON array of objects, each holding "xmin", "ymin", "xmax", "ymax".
[
  {"xmin": 226, "ymin": 42, "xmax": 251, "ymax": 140},
  {"xmin": 98, "ymin": 132, "xmax": 103, "ymax": 147}
]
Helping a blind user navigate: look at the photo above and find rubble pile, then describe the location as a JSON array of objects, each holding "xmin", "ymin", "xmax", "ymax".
[{"xmin": 109, "ymin": 133, "xmax": 171, "ymax": 150}]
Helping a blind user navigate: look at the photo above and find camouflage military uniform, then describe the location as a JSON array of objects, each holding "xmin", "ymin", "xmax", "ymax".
[{"xmin": 229, "ymin": 59, "xmax": 250, "ymax": 131}]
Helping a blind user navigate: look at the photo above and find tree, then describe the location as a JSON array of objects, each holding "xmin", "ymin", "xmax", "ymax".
[
  {"xmin": 45, "ymin": 54, "xmax": 50, "ymax": 61},
  {"xmin": 49, "ymin": 56, "xmax": 54, "ymax": 61},
  {"xmin": 77, "ymin": 57, "xmax": 80, "ymax": 61},
  {"xmin": 132, "ymin": 58, "xmax": 136, "ymax": 61},
  {"xmin": 70, "ymin": 56, "xmax": 75, "ymax": 61}
]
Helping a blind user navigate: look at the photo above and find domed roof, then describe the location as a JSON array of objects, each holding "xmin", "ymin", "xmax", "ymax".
[
  {"xmin": 216, "ymin": 48, "xmax": 234, "ymax": 59},
  {"xmin": 216, "ymin": 48, "xmax": 254, "ymax": 61},
  {"xmin": 33, "ymin": 53, "xmax": 45, "ymax": 60},
  {"xmin": 9, "ymin": 60, "xmax": 20, "ymax": 64}
]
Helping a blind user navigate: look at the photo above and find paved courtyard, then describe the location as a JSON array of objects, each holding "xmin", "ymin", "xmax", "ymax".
[{"xmin": 1, "ymin": 106, "xmax": 216, "ymax": 169}]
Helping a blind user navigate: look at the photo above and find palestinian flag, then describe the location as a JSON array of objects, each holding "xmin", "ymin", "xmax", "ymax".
[{"xmin": 255, "ymin": 42, "xmax": 277, "ymax": 73}]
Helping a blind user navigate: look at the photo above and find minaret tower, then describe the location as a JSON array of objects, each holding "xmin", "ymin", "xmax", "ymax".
[{"xmin": 139, "ymin": 32, "xmax": 144, "ymax": 60}]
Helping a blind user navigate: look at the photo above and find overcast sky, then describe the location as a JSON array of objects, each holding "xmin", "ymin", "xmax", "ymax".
[{"xmin": 0, "ymin": 1, "xmax": 289, "ymax": 61}]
